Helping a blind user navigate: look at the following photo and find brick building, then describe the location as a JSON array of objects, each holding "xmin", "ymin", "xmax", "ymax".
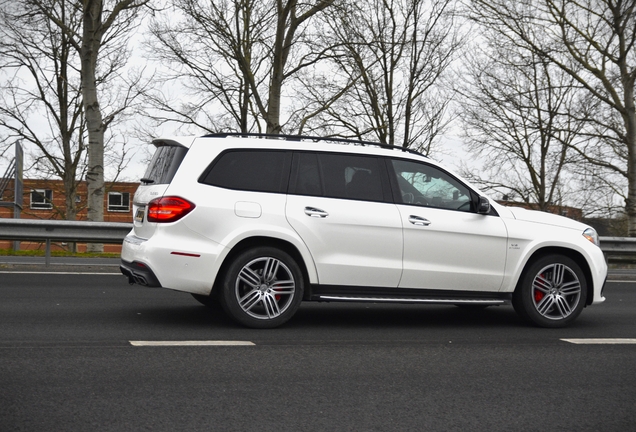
[{"xmin": 0, "ymin": 179, "xmax": 139, "ymax": 253}]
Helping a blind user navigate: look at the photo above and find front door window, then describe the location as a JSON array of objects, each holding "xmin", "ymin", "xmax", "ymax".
[{"xmin": 392, "ymin": 159, "xmax": 472, "ymax": 211}]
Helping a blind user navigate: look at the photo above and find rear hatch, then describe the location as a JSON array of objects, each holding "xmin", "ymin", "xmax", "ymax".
[{"xmin": 132, "ymin": 138, "xmax": 192, "ymax": 240}]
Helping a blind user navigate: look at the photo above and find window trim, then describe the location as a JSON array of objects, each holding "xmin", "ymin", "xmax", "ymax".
[
  {"xmin": 107, "ymin": 191, "xmax": 131, "ymax": 212},
  {"xmin": 30, "ymin": 189, "xmax": 53, "ymax": 210}
]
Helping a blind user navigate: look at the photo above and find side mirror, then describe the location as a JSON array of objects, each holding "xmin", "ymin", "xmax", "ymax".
[{"xmin": 477, "ymin": 196, "xmax": 490, "ymax": 215}]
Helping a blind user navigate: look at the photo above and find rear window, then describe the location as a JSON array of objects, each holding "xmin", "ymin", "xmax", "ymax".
[
  {"xmin": 142, "ymin": 145, "xmax": 189, "ymax": 185},
  {"xmin": 199, "ymin": 150, "xmax": 291, "ymax": 193}
]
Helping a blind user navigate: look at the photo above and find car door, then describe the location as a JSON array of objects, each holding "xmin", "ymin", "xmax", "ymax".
[
  {"xmin": 285, "ymin": 151, "xmax": 403, "ymax": 287},
  {"xmin": 390, "ymin": 158, "xmax": 508, "ymax": 292}
]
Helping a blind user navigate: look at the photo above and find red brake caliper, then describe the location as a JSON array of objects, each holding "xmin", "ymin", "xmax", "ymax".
[{"xmin": 534, "ymin": 273, "xmax": 545, "ymax": 302}]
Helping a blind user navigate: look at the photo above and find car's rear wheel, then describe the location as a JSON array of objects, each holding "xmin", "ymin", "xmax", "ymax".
[
  {"xmin": 220, "ymin": 247, "xmax": 304, "ymax": 329},
  {"xmin": 514, "ymin": 254, "xmax": 587, "ymax": 328}
]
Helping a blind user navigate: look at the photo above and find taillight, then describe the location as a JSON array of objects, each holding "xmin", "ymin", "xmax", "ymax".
[{"xmin": 146, "ymin": 196, "xmax": 195, "ymax": 223}]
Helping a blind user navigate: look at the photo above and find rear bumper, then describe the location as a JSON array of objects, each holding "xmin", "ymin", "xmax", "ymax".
[{"xmin": 120, "ymin": 260, "xmax": 162, "ymax": 287}]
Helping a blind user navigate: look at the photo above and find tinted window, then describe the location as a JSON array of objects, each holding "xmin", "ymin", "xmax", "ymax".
[
  {"xmin": 291, "ymin": 152, "xmax": 386, "ymax": 202},
  {"xmin": 294, "ymin": 152, "xmax": 322, "ymax": 196},
  {"xmin": 143, "ymin": 145, "xmax": 188, "ymax": 185},
  {"xmin": 392, "ymin": 159, "xmax": 472, "ymax": 211},
  {"xmin": 200, "ymin": 150, "xmax": 290, "ymax": 193}
]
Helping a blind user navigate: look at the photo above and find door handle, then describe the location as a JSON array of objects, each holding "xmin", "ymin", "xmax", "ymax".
[
  {"xmin": 304, "ymin": 207, "xmax": 329, "ymax": 218},
  {"xmin": 409, "ymin": 215, "xmax": 431, "ymax": 226}
]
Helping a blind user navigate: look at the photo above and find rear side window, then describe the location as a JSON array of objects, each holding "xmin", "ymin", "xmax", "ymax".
[
  {"xmin": 143, "ymin": 145, "xmax": 188, "ymax": 185},
  {"xmin": 290, "ymin": 152, "xmax": 387, "ymax": 202},
  {"xmin": 199, "ymin": 150, "xmax": 291, "ymax": 193}
]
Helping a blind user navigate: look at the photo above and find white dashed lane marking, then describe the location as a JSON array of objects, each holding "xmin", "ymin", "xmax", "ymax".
[
  {"xmin": 129, "ymin": 341, "xmax": 255, "ymax": 346},
  {"xmin": 561, "ymin": 338, "xmax": 636, "ymax": 344}
]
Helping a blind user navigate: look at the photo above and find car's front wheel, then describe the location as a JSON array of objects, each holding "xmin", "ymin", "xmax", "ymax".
[
  {"xmin": 513, "ymin": 254, "xmax": 587, "ymax": 328},
  {"xmin": 220, "ymin": 247, "xmax": 304, "ymax": 329}
]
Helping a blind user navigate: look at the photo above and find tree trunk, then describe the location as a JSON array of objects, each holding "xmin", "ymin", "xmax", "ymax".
[
  {"xmin": 82, "ymin": 0, "xmax": 105, "ymax": 252},
  {"xmin": 266, "ymin": 73, "xmax": 283, "ymax": 134},
  {"xmin": 266, "ymin": 2, "xmax": 287, "ymax": 134},
  {"xmin": 625, "ymin": 86, "xmax": 636, "ymax": 236}
]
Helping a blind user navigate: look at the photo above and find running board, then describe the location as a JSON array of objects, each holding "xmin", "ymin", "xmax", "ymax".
[
  {"xmin": 308, "ymin": 285, "xmax": 511, "ymax": 305},
  {"xmin": 316, "ymin": 295, "xmax": 508, "ymax": 305}
]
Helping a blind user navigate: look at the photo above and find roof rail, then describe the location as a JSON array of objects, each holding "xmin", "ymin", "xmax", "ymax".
[{"xmin": 202, "ymin": 132, "xmax": 425, "ymax": 157}]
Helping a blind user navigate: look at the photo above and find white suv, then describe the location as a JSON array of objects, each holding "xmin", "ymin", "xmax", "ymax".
[{"xmin": 120, "ymin": 134, "xmax": 607, "ymax": 328}]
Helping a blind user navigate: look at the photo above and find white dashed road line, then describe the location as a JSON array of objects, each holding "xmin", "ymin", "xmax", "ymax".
[
  {"xmin": 131, "ymin": 340, "xmax": 636, "ymax": 346},
  {"xmin": 561, "ymin": 338, "xmax": 636, "ymax": 344},
  {"xmin": 129, "ymin": 341, "xmax": 255, "ymax": 346}
]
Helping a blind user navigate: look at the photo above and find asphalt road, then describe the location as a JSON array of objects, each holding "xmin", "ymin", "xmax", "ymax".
[{"xmin": 1, "ymin": 266, "xmax": 635, "ymax": 431}]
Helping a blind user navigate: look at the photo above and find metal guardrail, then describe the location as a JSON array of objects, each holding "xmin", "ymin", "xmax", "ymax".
[
  {"xmin": 599, "ymin": 237, "xmax": 636, "ymax": 255},
  {"xmin": 0, "ymin": 219, "xmax": 634, "ymax": 266},
  {"xmin": 0, "ymin": 219, "xmax": 132, "ymax": 266}
]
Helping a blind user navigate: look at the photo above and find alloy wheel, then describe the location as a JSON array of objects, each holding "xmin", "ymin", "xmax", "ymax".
[
  {"xmin": 234, "ymin": 256, "xmax": 296, "ymax": 320},
  {"xmin": 531, "ymin": 263, "xmax": 582, "ymax": 321}
]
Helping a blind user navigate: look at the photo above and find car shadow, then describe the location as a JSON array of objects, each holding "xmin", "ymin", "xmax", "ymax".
[
  {"xmin": 127, "ymin": 299, "xmax": 526, "ymax": 331},
  {"xmin": 290, "ymin": 302, "xmax": 524, "ymax": 329}
]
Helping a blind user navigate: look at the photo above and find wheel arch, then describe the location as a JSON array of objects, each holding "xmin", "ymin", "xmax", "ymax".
[
  {"xmin": 213, "ymin": 236, "xmax": 314, "ymax": 301},
  {"xmin": 515, "ymin": 246, "xmax": 594, "ymax": 306}
]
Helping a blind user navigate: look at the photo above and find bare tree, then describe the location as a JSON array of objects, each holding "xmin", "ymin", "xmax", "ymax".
[
  {"xmin": 468, "ymin": 0, "xmax": 636, "ymax": 233},
  {"xmin": 18, "ymin": 0, "xmax": 150, "ymax": 252},
  {"xmin": 0, "ymin": 0, "xmax": 86, "ymax": 220},
  {"xmin": 144, "ymin": 0, "xmax": 334, "ymax": 134},
  {"xmin": 28, "ymin": 0, "xmax": 149, "ymax": 233},
  {"xmin": 0, "ymin": 0, "xmax": 148, "ymax": 255},
  {"xmin": 459, "ymin": 30, "xmax": 585, "ymax": 211},
  {"xmin": 315, "ymin": 0, "xmax": 462, "ymax": 153},
  {"xmin": 80, "ymin": 0, "xmax": 148, "ymax": 226}
]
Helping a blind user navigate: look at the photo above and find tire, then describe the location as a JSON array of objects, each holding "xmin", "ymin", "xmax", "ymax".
[
  {"xmin": 513, "ymin": 254, "xmax": 587, "ymax": 328},
  {"xmin": 220, "ymin": 247, "xmax": 304, "ymax": 329}
]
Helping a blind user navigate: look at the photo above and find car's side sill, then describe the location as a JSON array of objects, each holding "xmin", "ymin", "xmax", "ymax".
[
  {"xmin": 308, "ymin": 285, "xmax": 511, "ymax": 305},
  {"xmin": 316, "ymin": 295, "xmax": 507, "ymax": 305}
]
